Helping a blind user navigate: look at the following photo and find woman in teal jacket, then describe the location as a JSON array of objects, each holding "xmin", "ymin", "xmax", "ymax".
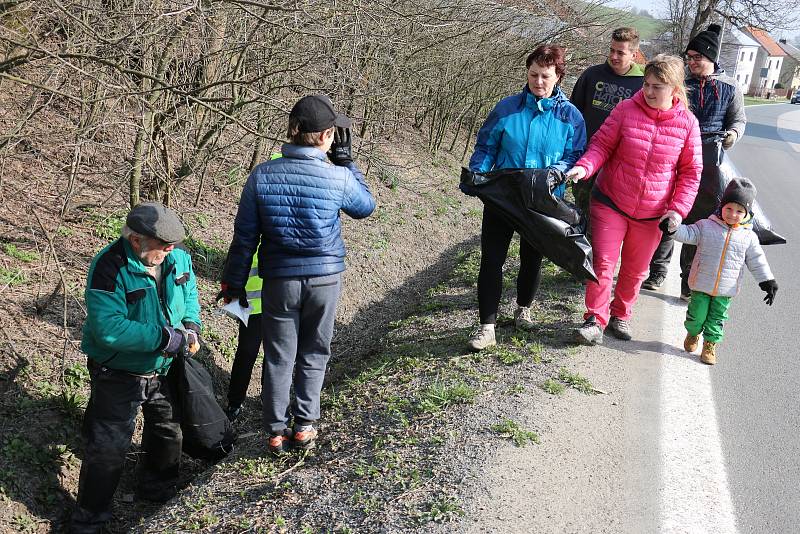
[{"xmin": 466, "ymin": 44, "xmax": 586, "ymax": 351}]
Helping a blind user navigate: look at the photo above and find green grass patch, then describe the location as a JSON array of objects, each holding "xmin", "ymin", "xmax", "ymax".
[
  {"xmin": 744, "ymin": 96, "xmax": 784, "ymax": 106},
  {"xmin": 489, "ymin": 345, "xmax": 524, "ymax": 365},
  {"xmin": 0, "ymin": 266, "xmax": 26, "ymax": 286},
  {"xmin": 2, "ymin": 243, "xmax": 39, "ymax": 262},
  {"xmin": 90, "ymin": 210, "xmax": 126, "ymax": 241},
  {"xmin": 491, "ymin": 418, "xmax": 540, "ymax": 447},
  {"xmin": 452, "ymin": 248, "xmax": 481, "ymax": 286},
  {"xmin": 416, "ymin": 495, "xmax": 464, "ymax": 524},
  {"xmin": 417, "ymin": 382, "xmax": 477, "ymax": 413},
  {"xmin": 558, "ymin": 367, "xmax": 595, "ymax": 394},
  {"xmin": 541, "ymin": 378, "xmax": 565, "ymax": 395}
]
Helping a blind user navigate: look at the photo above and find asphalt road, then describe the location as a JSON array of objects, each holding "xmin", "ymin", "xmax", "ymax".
[
  {"xmin": 712, "ymin": 102, "xmax": 800, "ymax": 533},
  {"xmin": 461, "ymin": 103, "xmax": 800, "ymax": 534}
]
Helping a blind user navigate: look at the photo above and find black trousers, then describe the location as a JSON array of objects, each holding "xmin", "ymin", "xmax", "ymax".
[
  {"xmin": 649, "ymin": 140, "xmax": 720, "ymax": 287},
  {"xmin": 478, "ymin": 206, "xmax": 543, "ymax": 324},
  {"xmin": 71, "ymin": 361, "xmax": 181, "ymax": 533},
  {"xmin": 649, "ymin": 231, "xmax": 675, "ymax": 276},
  {"xmin": 226, "ymin": 314, "xmax": 263, "ymax": 409},
  {"xmin": 647, "ymin": 232, "xmax": 695, "ymax": 293},
  {"xmin": 572, "ymin": 174, "xmax": 595, "ymax": 238}
]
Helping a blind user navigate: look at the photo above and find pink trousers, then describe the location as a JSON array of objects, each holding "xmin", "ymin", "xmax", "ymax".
[{"xmin": 584, "ymin": 202, "xmax": 663, "ymax": 327}]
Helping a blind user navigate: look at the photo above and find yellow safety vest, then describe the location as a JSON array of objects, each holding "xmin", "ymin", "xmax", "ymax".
[{"xmin": 244, "ymin": 153, "xmax": 281, "ymax": 316}]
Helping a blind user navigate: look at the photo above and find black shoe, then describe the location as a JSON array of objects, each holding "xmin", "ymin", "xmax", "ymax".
[
  {"xmin": 607, "ymin": 316, "xmax": 632, "ymax": 341},
  {"xmin": 642, "ymin": 272, "xmax": 666, "ymax": 290},
  {"xmin": 680, "ymin": 277, "xmax": 691, "ymax": 301},
  {"xmin": 224, "ymin": 405, "xmax": 242, "ymax": 422}
]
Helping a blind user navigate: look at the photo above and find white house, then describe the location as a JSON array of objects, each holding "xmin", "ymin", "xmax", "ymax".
[
  {"xmin": 777, "ymin": 39, "xmax": 800, "ymax": 93},
  {"xmin": 741, "ymin": 26, "xmax": 786, "ymax": 95},
  {"xmin": 719, "ymin": 27, "xmax": 759, "ymax": 93}
]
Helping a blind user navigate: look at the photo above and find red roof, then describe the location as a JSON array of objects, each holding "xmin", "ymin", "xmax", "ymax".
[{"xmin": 746, "ymin": 27, "xmax": 786, "ymax": 56}]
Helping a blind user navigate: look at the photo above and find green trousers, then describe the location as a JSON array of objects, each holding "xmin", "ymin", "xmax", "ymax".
[{"xmin": 684, "ymin": 291, "xmax": 732, "ymax": 343}]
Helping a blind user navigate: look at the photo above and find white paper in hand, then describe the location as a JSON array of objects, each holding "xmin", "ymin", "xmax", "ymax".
[{"xmin": 220, "ymin": 300, "xmax": 253, "ymax": 327}]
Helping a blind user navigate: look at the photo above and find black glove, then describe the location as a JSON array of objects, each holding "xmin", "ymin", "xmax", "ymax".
[
  {"xmin": 216, "ymin": 284, "xmax": 249, "ymax": 309},
  {"xmin": 328, "ymin": 126, "xmax": 352, "ymax": 166},
  {"xmin": 658, "ymin": 218, "xmax": 676, "ymax": 235},
  {"xmin": 162, "ymin": 326, "xmax": 186, "ymax": 356},
  {"xmin": 759, "ymin": 279, "xmax": 778, "ymax": 306}
]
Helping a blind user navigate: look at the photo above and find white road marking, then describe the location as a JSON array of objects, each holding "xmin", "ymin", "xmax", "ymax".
[{"xmin": 658, "ymin": 253, "xmax": 739, "ymax": 533}]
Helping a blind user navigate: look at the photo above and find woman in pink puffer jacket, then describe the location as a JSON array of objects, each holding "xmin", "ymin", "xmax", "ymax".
[{"xmin": 566, "ymin": 54, "xmax": 702, "ymax": 344}]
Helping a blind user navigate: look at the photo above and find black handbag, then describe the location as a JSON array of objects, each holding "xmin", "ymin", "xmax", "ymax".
[{"xmin": 169, "ymin": 354, "xmax": 235, "ymax": 462}]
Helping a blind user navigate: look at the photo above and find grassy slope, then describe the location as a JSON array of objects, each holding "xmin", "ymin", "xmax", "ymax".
[
  {"xmin": 576, "ymin": 1, "xmax": 667, "ymax": 40},
  {"xmin": 136, "ymin": 239, "xmax": 590, "ymax": 533}
]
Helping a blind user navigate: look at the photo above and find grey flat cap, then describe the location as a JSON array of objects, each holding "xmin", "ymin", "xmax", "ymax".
[{"xmin": 126, "ymin": 202, "xmax": 186, "ymax": 244}]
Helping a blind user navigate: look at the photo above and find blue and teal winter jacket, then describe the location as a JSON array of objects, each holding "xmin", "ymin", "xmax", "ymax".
[
  {"xmin": 222, "ymin": 144, "xmax": 375, "ymax": 287},
  {"xmin": 469, "ymin": 85, "xmax": 587, "ymax": 196}
]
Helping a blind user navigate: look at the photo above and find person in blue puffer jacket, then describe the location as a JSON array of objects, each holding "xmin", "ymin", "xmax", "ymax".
[
  {"xmin": 221, "ymin": 94, "xmax": 375, "ymax": 454},
  {"xmin": 466, "ymin": 44, "xmax": 587, "ymax": 351}
]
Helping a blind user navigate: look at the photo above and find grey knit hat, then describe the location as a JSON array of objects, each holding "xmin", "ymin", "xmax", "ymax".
[
  {"xmin": 720, "ymin": 177, "xmax": 757, "ymax": 213},
  {"xmin": 126, "ymin": 202, "xmax": 186, "ymax": 244}
]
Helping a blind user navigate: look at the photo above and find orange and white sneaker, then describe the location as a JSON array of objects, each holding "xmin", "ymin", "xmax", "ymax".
[
  {"xmin": 292, "ymin": 425, "xmax": 318, "ymax": 450},
  {"xmin": 268, "ymin": 430, "xmax": 292, "ymax": 455}
]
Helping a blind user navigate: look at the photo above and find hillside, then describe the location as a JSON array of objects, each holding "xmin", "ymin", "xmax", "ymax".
[{"xmin": 0, "ymin": 1, "xmax": 613, "ymax": 531}]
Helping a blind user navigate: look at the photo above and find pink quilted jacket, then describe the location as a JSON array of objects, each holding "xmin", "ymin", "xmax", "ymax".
[{"xmin": 574, "ymin": 90, "xmax": 702, "ymax": 219}]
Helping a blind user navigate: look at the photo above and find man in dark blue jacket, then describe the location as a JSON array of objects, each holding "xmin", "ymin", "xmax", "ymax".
[
  {"xmin": 642, "ymin": 24, "xmax": 746, "ymax": 295},
  {"xmin": 221, "ymin": 94, "xmax": 375, "ymax": 454}
]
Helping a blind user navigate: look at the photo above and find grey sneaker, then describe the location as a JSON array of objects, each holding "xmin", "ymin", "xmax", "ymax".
[
  {"xmin": 642, "ymin": 272, "xmax": 666, "ymax": 290},
  {"xmin": 467, "ymin": 324, "xmax": 496, "ymax": 352},
  {"xmin": 576, "ymin": 316, "xmax": 603, "ymax": 345},
  {"xmin": 514, "ymin": 306, "xmax": 534, "ymax": 330},
  {"xmin": 607, "ymin": 316, "xmax": 632, "ymax": 341}
]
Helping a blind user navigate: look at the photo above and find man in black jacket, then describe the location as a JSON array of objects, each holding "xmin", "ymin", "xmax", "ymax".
[{"xmin": 570, "ymin": 27, "xmax": 645, "ymax": 234}]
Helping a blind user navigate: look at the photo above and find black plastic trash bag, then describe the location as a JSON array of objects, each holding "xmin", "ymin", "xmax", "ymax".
[
  {"xmin": 460, "ymin": 167, "xmax": 597, "ymax": 282},
  {"xmin": 686, "ymin": 134, "xmax": 786, "ymax": 245},
  {"xmin": 169, "ymin": 354, "xmax": 235, "ymax": 462}
]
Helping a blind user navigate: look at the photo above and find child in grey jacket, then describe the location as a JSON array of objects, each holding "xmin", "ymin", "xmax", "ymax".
[{"xmin": 665, "ymin": 177, "xmax": 778, "ymax": 364}]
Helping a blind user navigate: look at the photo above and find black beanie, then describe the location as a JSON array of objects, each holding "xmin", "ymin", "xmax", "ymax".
[
  {"xmin": 720, "ymin": 177, "xmax": 757, "ymax": 213},
  {"xmin": 686, "ymin": 24, "xmax": 722, "ymax": 62}
]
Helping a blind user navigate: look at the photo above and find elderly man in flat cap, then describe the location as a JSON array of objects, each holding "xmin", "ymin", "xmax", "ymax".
[{"xmin": 70, "ymin": 202, "xmax": 201, "ymax": 533}]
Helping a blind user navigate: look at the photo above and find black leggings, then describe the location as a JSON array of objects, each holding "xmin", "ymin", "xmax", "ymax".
[
  {"xmin": 477, "ymin": 206, "xmax": 543, "ymax": 324},
  {"xmin": 227, "ymin": 314, "xmax": 263, "ymax": 408}
]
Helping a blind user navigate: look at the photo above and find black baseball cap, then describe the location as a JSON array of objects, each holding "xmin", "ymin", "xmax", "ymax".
[{"xmin": 289, "ymin": 94, "xmax": 352, "ymax": 133}]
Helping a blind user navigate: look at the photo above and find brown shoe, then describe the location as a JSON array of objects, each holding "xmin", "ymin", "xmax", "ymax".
[
  {"xmin": 268, "ymin": 430, "xmax": 292, "ymax": 455},
  {"xmin": 700, "ymin": 341, "xmax": 717, "ymax": 365},
  {"xmin": 684, "ymin": 333, "xmax": 700, "ymax": 353},
  {"xmin": 292, "ymin": 425, "xmax": 318, "ymax": 450}
]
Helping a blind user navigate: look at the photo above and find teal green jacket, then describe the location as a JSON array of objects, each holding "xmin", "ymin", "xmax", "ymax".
[{"xmin": 81, "ymin": 238, "xmax": 201, "ymax": 374}]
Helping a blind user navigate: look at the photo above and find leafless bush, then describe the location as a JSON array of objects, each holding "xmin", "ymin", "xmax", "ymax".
[{"xmin": 1, "ymin": 0, "xmax": 612, "ymax": 209}]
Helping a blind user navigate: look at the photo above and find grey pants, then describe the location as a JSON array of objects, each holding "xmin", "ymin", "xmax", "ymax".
[{"xmin": 261, "ymin": 273, "xmax": 341, "ymax": 434}]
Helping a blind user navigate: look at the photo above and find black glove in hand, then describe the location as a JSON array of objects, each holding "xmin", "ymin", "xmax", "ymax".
[
  {"xmin": 759, "ymin": 279, "xmax": 778, "ymax": 306},
  {"xmin": 162, "ymin": 326, "xmax": 186, "ymax": 356},
  {"xmin": 658, "ymin": 218, "xmax": 676, "ymax": 235},
  {"xmin": 328, "ymin": 126, "xmax": 353, "ymax": 166},
  {"xmin": 216, "ymin": 286, "xmax": 249, "ymax": 309}
]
